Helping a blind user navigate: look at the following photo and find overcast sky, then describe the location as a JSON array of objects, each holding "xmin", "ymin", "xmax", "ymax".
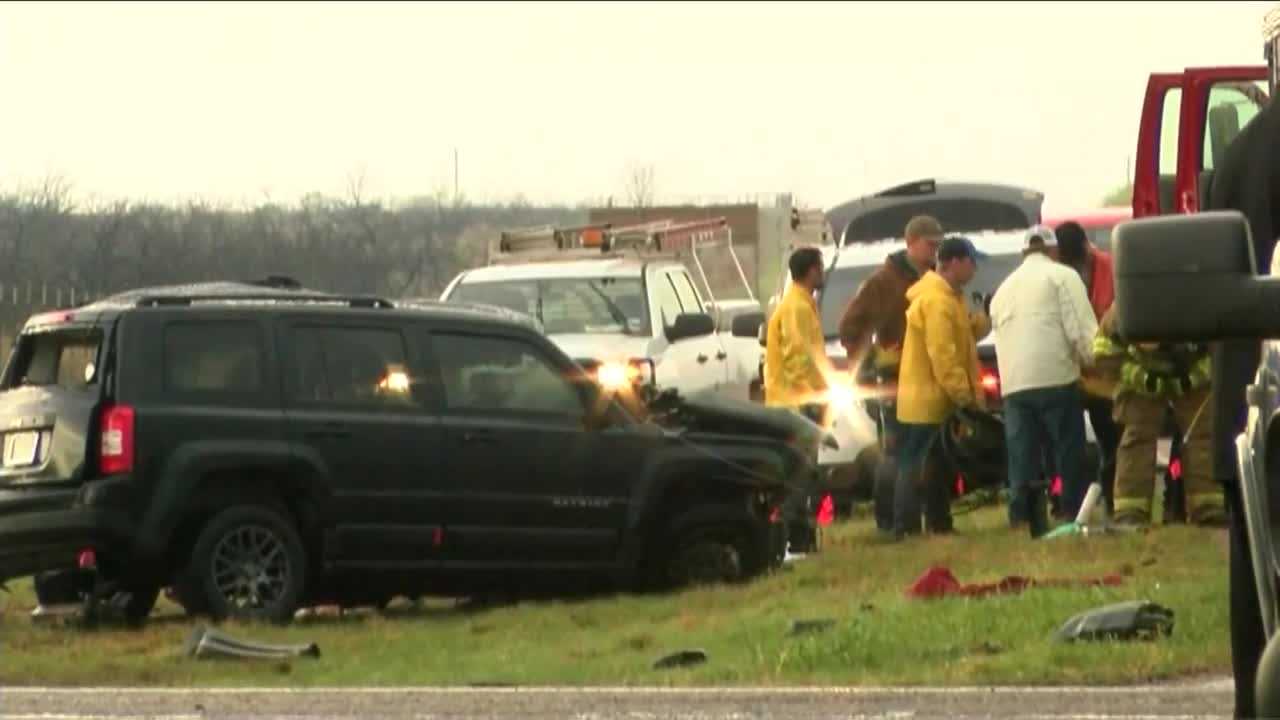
[{"xmin": 1, "ymin": 1, "xmax": 1273, "ymax": 213}]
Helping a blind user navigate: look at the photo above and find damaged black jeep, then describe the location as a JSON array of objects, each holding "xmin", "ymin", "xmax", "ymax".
[{"xmin": 0, "ymin": 280, "xmax": 821, "ymax": 624}]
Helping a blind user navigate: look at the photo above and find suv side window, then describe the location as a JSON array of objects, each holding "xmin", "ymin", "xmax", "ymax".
[
  {"xmin": 651, "ymin": 273, "xmax": 683, "ymax": 329},
  {"xmin": 432, "ymin": 332, "xmax": 583, "ymax": 416},
  {"xmin": 163, "ymin": 321, "xmax": 263, "ymax": 394},
  {"xmin": 670, "ymin": 271, "xmax": 704, "ymax": 314},
  {"xmin": 288, "ymin": 326, "xmax": 416, "ymax": 409}
]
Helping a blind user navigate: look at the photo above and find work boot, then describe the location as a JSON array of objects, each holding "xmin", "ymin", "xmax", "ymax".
[
  {"xmin": 1027, "ymin": 489, "xmax": 1050, "ymax": 539},
  {"xmin": 1189, "ymin": 503, "xmax": 1228, "ymax": 528},
  {"xmin": 1110, "ymin": 510, "xmax": 1151, "ymax": 532}
]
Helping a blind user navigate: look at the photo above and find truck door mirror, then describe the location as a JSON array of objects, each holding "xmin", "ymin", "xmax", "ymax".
[
  {"xmin": 1114, "ymin": 211, "xmax": 1275, "ymax": 341},
  {"xmin": 665, "ymin": 313, "xmax": 716, "ymax": 343},
  {"xmin": 731, "ymin": 311, "xmax": 765, "ymax": 339}
]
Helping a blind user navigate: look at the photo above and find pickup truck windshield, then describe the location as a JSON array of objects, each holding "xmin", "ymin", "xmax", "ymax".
[{"xmin": 450, "ymin": 278, "xmax": 650, "ymax": 336}]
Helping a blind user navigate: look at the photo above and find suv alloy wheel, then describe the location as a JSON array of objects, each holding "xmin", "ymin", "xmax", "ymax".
[{"xmin": 184, "ymin": 505, "xmax": 307, "ymax": 623}]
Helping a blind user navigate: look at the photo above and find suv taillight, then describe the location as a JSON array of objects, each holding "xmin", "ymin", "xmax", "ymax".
[{"xmin": 99, "ymin": 405, "xmax": 135, "ymax": 475}]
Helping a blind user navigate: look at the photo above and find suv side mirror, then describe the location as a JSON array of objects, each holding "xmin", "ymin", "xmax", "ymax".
[
  {"xmin": 1114, "ymin": 211, "xmax": 1271, "ymax": 341},
  {"xmin": 666, "ymin": 313, "xmax": 716, "ymax": 343},
  {"xmin": 731, "ymin": 311, "xmax": 765, "ymax": 339}
]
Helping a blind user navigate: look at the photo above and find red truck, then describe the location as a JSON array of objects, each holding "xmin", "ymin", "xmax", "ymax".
[{"xmin": 1133, "ymin": 66, "xmax": 1268, "ymax": 219}]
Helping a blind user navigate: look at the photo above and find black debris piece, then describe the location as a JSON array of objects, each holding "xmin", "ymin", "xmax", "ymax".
[
  {"xmin": 652, "ymin": 649, "xmax": 708, "ymax": 670},
  {"xmin": 789, "ymin": 619, "xmax": 837, "ymax": 637},
  {"xmin": 1055, "ymin": 601, "xmax": 1174, "ymax": 643}
]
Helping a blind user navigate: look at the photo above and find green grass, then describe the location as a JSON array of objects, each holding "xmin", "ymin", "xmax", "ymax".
[{"xmin": 0, "ymin": 507, "xmax": 1231, "ymax": 687}]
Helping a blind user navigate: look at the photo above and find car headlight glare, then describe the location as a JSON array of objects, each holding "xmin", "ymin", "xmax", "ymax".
[
  {"xmin": 597, "ymin": 362, "xmax": 631, "ymax": 390},
  {"xmin": 828, "ymin": 383, "xmax": 855, "ymax": 411},
  {"xmin": 593, "ymin": 358, "xmax": 656, "ymax": 393}
]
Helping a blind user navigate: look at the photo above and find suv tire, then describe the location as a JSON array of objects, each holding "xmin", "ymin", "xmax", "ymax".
[
  {"xmin": 652, "ymin": 504, "xmax": 765, "ymax": 590},
  {"xmin": 184, "ymin": 505, "xmax": 307, "ymax": 624}
]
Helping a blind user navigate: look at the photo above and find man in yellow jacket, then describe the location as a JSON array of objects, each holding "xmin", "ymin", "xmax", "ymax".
[
  {"xmin": 895, "ymin": 236, "xmax": 986, "ymax": 538},
  {"xmin": 765, "ymin": 247, "xmax": 832, "ymax": 423}
]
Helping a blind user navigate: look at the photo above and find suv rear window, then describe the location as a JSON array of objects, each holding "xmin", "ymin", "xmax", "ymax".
[
  {"xmin": 163, "ymin": 322, "xmax": 263, "ymax": 394},
  {"xmin": 6, "ymin": 330, "xmax": 102, "ymax": 390}
]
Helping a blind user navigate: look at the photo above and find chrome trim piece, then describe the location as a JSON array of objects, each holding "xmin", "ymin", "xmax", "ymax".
[{"xmin": 1238, "ymin": 417, "xmax": 1278, "ymax": 639}]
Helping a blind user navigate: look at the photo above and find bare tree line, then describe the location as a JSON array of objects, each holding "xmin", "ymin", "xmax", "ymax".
[
  {"xmin": 0, "ymin": 179, "xmax": 584, "ymax": 302},
  {"xmin": 0, "ymin": 177, "xmax": 584, "ymax": 354}
]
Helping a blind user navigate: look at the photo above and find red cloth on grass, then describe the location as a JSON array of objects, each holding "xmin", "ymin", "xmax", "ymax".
[{"xmin": 905, "ymin": 566, "xmax": 1123, "ymax": 600}]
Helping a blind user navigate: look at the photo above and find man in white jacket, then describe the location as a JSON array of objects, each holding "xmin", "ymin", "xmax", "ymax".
[{"xmin": 989, "ymin": 226, "xmax": 1098, "ymax": 538}]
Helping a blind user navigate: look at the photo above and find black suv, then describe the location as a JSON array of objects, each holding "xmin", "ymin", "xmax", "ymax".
[{"xmin": 0, "ymin": 281, "xmax": 820, "ymax": 623}]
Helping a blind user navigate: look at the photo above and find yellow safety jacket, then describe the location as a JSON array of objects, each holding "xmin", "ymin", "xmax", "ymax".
[{"xmin": 765, "ymin": 283, "xmax": 828, "ymax": 409}]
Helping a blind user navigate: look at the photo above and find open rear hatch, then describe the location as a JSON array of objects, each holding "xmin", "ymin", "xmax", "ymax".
[
  {"xmin": 828, "ymin": 180, "xmax": 1044, "ymax": 245},
  {"xmin": 0, "ymin": 314, "xmax": 107, "ymax": 488}
]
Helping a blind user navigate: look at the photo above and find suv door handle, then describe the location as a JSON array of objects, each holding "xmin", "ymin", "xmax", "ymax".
[
  {"xmin": 696, "ymin": 354, "xmax": 709, "ymax": 364},
  {"xmin": 715, "ymin": 351, "xmax": 728, "ymax": 361},
  {"xmin": 462, "ymin": 429, "xmax": 496, "ymax": 444}
]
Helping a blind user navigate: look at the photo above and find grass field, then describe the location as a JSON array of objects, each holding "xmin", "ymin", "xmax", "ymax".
[{"xmin": 0, "ymin": 507, "xmax": 1232, "ymax": 687}]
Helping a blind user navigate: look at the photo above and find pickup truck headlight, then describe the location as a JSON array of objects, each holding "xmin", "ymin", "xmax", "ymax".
[
  {"xmin": 597, "ymin": 362, "xmax": 631, "ymax": 390},
  {"xmin": 594, "ymin": 358, "xmax": 656, "ymax": 392}
]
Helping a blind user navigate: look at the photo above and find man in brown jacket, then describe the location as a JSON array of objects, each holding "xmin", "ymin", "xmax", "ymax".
[
  {"xmin": 839, "ymin": 215, "xmax": 945, "ymax": 374},
  {"xmin": 839, "ymin": 216, "xmax": 991, "ymax": 531}
]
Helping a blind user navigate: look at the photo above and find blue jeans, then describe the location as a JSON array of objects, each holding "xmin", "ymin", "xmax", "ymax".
[
  {"xmin": 1004, "ymin": 383, "xmax": 1086, "ymax": 521},
  {"xmin": 895, "ymin": 422, "xmax": 951, "ymax": 535}
]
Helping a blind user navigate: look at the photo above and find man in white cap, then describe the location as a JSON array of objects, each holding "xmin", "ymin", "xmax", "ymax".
[{"xmin": 989, "ymin": 225, "xmax": 1098, "ymax": 537}]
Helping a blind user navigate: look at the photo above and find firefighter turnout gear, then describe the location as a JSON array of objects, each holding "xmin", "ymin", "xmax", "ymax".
[
  {"xmin": 1093, "ymin": 307, "xmax": 1224, "ymax": 525},
  {"xmin": 765, "ymin": 282, "xmax": 829, "ymax": 410}
]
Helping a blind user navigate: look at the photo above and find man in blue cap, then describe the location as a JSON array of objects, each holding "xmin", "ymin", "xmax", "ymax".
[
  {"xmin": 990, "ymin": 225, "xmax": 1099, "ymax": 537},
  {"xmin": 895, "ymin": 234, "xmax": 988, "ymax": 538}
]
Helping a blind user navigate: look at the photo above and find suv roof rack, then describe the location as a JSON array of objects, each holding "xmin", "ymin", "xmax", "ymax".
[
  {"xmin": 397, "ymin": 297, "xmax": 544, "ymax": 330},
  {"xmin": 85, "ymin": 281, "xmax": 393, "ymax": 310},
  {"xmin": 134, "ymin": 293, "xmax": 394, "ymax": 309},
  {"xmin": 250, "ymin": 275, "xmax": 304, "ymax": 290}
]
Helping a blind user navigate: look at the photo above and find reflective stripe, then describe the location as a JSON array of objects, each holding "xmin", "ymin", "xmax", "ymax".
[
  {"xmin": 1112, "ymin": 496, "xmax": 1151, "ymax": 523},
  {"xmin": 1187, "ymin": 492, "xmax": 1225, "ymax": 510},
  {"xmin": 1118, "ymin": 354, "xmax": 1211, "ymax": 397},
  {"xmin": 1094, "ymin": 335, "xmax": 1126, "ymax": 357}
]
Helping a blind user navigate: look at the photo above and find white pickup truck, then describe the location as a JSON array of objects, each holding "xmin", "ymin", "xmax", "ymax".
[{"xmin": 438, "ymin": 219, "xmax": 765, "ymax": 402}]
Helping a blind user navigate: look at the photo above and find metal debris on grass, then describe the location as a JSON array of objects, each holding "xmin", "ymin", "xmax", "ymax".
[
  {"xmin": 652, "ymin": 649, "xmax": 708, "ymax": 670},
  {"xmin": 185, "ymin": 625, "xmax": 321, "ymax": 661}
]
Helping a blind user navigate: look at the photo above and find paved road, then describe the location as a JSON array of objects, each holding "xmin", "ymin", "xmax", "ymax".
[{"xmin": 0, "ymin": 681, "xmax": 1235, "ymax": 719}]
